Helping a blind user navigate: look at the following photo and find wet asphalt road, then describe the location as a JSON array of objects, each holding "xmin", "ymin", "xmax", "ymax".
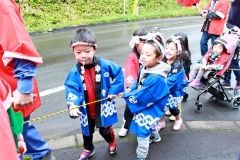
[{"xmin": 29, "ymin": 16, "xmax": 240, "ymax": 140}]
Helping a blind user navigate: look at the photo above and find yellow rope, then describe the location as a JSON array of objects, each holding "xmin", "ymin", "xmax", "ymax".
[{"xmin": 24, "ymin": 97, "xmax": 109, "ymax": 124}]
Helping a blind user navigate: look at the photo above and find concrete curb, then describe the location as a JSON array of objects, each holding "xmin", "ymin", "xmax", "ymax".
[{"xmin": 48, "ymin": 121, "xmax": 240, "ymax": 150}]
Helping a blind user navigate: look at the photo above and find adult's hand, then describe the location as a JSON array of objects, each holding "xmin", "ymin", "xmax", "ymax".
[{"xmin": 12, "ymin": 90, "xmax": 33, "ymax": 107}]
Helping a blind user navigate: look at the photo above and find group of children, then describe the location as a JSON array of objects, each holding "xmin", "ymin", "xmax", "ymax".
[{"xmin": 64, "ymin": 27, "xmax": 191, "ymax": 160}]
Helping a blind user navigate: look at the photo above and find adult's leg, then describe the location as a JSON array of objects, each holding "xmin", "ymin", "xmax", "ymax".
[
  {"xmin": 200, "ymin": 32, "xmax": 211, "ymax": 56},
  {"xmin": 232, "ymin": 59, "xmax": 240, "ymax": 82},
  {"xmin": 210, "ymin": 34, "xmax": 219, "ymax": 45},
  {"xmin": 23, "ymin": 116, "xmax": 51, "ymax": 160}
]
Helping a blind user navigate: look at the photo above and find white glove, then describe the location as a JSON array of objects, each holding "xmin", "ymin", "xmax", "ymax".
[{"xmin": 68, "ymin": 105, "xmax": 81, "ymax": 118}]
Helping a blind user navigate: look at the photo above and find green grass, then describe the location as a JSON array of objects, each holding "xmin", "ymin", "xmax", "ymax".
[{"xmin": 17, "ymin": 0, "xmax": 208, "ymax": 32}]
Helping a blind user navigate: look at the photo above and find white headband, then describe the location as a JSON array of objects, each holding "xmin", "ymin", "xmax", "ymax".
[
  {"xmin": 146, "ymin": 33, "xmax": 165, "ymax": 55},
  {"xmin": 170, "ymin": 35, "xmax": 182, "ymax": 52},
  {"xmin": 71, "ymin": 42, "xmax": 98, "ymax": 49},
  {"xmin": 129, "ymin": 35, "xmax": 148, "ymax": 48}
]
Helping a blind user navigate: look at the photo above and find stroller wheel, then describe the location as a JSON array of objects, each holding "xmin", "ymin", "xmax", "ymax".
[
  {"xmin": 231, "ymin": 96, "xmax": 240, "ymax": 109},
  {"xmin": 195, "ymin": 103, "xmax": 202, "ymax": 112}
]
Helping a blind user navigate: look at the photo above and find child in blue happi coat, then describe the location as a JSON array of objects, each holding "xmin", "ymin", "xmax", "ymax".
[
  {"xmin": 120, "ymin": 33, "xmax": 170, "ymax": 160},
  {"xmin": 163, "ymin": 36, "xmax": 186, "ymax": 131},
  {"xmin": 64, "ymin": 28, "xmax": 124, "ymax": 160}
]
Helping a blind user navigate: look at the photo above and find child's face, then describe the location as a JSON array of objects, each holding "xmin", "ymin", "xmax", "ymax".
[
  {"xmin": 212, "ymin": 43, "xmax": 224, "ymax": 55},
  {"xmin": 73, "ymin": 45, "xmax": 96, "ymax": 65},
  {"xmin": 165, "ymin": 42, "xmax": 179, "ymax": 61},
  {"xmin": 140, "ymin": 43, "xmax": 161, "ymax": 68},
  {"xmin": 136, "ymin": 40, "xmax": 146, "ymax": 53}
]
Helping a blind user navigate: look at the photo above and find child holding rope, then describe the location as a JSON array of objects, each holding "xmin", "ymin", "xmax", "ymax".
[
  {"xmin": 120, "ymin": 33, "xmax": 170, "ymax": 160},
  {"xmin": 118, "ymin": 28, "xmax": 148, "ymax": 137},
  {"xmin": 64, "ymin": 28, "xmax": 124, "ymax": 160}
]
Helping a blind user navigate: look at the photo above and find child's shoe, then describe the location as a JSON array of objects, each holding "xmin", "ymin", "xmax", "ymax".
[
  {"xmin": 118, "ymin": 126, "xmax": 128, "ymax": 137},
  {"xmin": 165, "ymin": 110, "xmax": 172, "ymax": 116},
  {"xmin": 108, "ymin": 140, "xmax": 117, "ymax": 155},
  {"xmin": 169, "ymin": 115, "xmax": 176, "ymax": 121},
  {"xmin": 173, "ymin": 118, "xmax": 183, "ymax": 131},
  {"xmin": 189, "ymin": 79, "xmax": 204, "ymax": 89},
  {"xmin": 79, "ymin": 149, "xmax": 95, "ymax": 160},
  {"xmin": 235, "ymin": 82, "xmax": 240, "ymax": 90},
  {"xmin": 156, "ymin": 120, "xmax": 166, "ymax": 130},
  {"xmin": 149, "ymin": 133, "xmax": 161, "ymax": 143}
]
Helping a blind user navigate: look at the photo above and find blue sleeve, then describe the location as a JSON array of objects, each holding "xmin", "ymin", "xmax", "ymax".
[
  {"xmin": 166, "ymin": 70, "xmax": 184, "ymax": 91},
  {"xmin": 108, "ymin": 62, "xmax": 124, "ymax": 95},
  {"xmin": 64, "ymin": 69, "xmax": 84, "ymax": 107},
  {"xmin": 123, "ymin": 75, "xmax": 169, "ymax": 113},
  {"xmin": 14, "ymin": 59, "xmax": 37, "ymax": 94}
]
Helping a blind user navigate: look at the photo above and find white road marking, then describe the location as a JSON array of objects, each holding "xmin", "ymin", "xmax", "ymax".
[{"xmin": 40, "ymin": 85, "xmax": 65, "ymax": 97}]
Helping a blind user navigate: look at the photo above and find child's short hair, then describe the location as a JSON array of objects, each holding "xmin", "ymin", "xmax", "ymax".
[
  {"xmin": 70, "ymin": 28, "xmax": 97, "ymax": 49},
  {"xmin": 145, "ymin": 38, "xmax": 165, "ymax": 57}
]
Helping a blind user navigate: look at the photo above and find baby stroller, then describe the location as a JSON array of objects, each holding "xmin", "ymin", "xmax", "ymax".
[{"xmin": 192, "ymin": 24, "xmax": 240, "ymax": 112}]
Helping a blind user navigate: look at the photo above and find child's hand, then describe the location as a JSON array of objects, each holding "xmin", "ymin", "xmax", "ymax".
[
  {"xmin": 12, "ymin": 90, "xmax": 33, "ymax": 108},
  {"xmin": 205, "ymin": 65, "xmax": 212, "ymax": 70},
  {"xmin": 118, "ymin": 93, "xmax": 123, "ymax": 98},
  {"xmin": 68, "ymin": 105, "xmax": 81, "ymax": 119},
  {"xmin": 17, "ymin": 134, "xmax": 26, "ymax": 154},
  {"xmin": 107, "ymin": 94, "xmax": 117, "ymax": 100},
  {"xmin": 200, "ymin": 10, "xmax": 208, "ymax": 17}
]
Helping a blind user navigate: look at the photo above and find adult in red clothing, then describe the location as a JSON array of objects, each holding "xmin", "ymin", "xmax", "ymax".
[
  {"xmin": 199, "ymin": 0, "xmax": 229, "ymax": 56},
  {"xmin": 0, "ymin": 0, "xmax": 53, "ymax": 159},
  {"xmin": 176, "ymin": 0, "xmax": 200, "ymax": 7}
]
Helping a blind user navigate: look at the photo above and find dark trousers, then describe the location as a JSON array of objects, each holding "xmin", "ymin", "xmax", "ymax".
[
  {"xmin": 200, "ymin": 31, "xmax": 219, "ymax": 56},
  {"xmin": 169, "ymin": 107, "xmax": 180, "ymax": 116},
  {"xmin": 224, "ymin": 58, "xmax": 240, "ymax": 83},
  {"xmin": 83, "ymin": 118, "xmax": 115, "ymax": 151},
  {"xmin": 123, "ymin": 105, "xmax": 134, "ymax": 129}
]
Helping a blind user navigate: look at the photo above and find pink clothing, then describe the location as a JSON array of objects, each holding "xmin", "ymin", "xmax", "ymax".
[
  {"xmin": 124, "ymin": 52, "xmax": 140, "ymax": 88},
  {"xmin": 203, "ymin": 49, "xmax": 230, "ymax": 70},
  {"xmin": 0, "ymin": 78, "xmax": 18, "ymax": 160}
]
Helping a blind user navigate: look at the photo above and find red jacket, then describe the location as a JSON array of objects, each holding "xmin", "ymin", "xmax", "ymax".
[
  {"xmin": 0, "ymin": 0, "xmax": 43, "ymax": 117},
  {"xmin": 124, "ymin": 52, "xmax": 140, "ymax": 88},
  {"xmin": 203, "ymin": 49, "xmax": 230, "ymax": 75},
  {"xmin": 0, "ymin": 79, "xmax": 18, "ymax": 160},
  {"xmin": 203, "ymin": 0, "xmax": 229, "ymax": 35},
  {"xmin": 176, "ymin": 0, "xmax": 200, "ymax": 7}
]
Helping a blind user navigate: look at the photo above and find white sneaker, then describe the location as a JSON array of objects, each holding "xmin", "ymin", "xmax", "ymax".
[
  {"xmin": 173, "ymin": 118, "xmax": 183, "ymax": 131},
  {"xmin": 169, "ymin": 115, "xmax": 176, "ymax": 121},
  {"xmin": 165, "ymin": 110, "xmax": 172, "ymax": 116},
  {"xmin": 118, "ymin": 127, "xmax": 128, "ymax": 137},
  {"xmin": 149, "ymin": 133, "xmax": 161, "ymax": 143}
]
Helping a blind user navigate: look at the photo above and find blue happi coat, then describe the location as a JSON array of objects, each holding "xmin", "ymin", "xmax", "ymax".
[
  {"xmin": 123, "ymin": 62, "xmax": 170, "ymax": 138},
  {"xmin": 64, "ymin": 56, "xmax": 124, "ymax": 136},
  {"xmin": 165, "ymin": 58, "xmax": 186, "ymax": 109}
]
